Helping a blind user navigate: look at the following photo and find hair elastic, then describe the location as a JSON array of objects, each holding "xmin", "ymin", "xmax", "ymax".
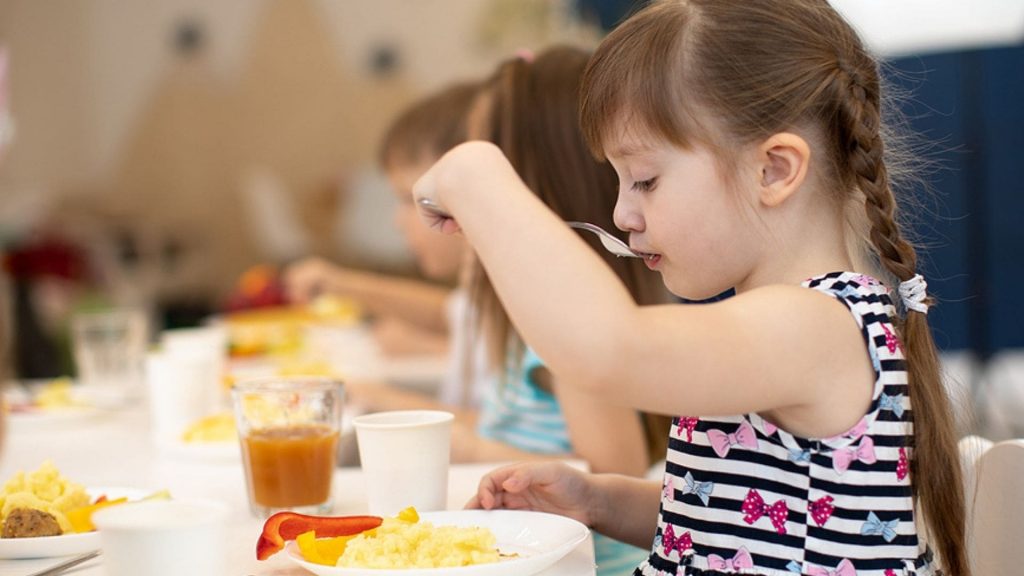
[
  {"xmin": 514, "ymin": 48, "xmax": 535, "ymax": 63},
  {"xmin": 898, "ymin": 274, "xmax": 929, "ymax": 314}
]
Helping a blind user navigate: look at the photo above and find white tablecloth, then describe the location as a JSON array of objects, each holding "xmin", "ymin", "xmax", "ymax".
[{"xmin": 0, "ymin": 405, "xmax": 596, "ymax": 575}]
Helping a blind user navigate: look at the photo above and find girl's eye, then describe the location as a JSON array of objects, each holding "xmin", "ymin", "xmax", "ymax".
[{"xmin": 632, "ymin": 177, "xmax": 657, "ymax": 192}]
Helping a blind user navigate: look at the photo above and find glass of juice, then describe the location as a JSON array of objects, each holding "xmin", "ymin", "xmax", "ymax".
[{"xmin": 231, "ymin": 376, "xmax": 343, "ymax": 517}]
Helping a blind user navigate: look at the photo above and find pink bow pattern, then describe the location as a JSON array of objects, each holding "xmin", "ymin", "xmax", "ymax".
[
  {"xmin": 854, "ymin": 274, "xmax": 879, "ymax": 287},
  {"xmin": 809, "ymin": 495, "xmax": 835, "ymax": 526},
  {"xmin": 707, "ymin": 547, "xmax": 754, "ymax": 572},
  {"xmin": 882, "ymin": 323, "xmax": 903, "ymax": 354},
  {"xmin": 884, "ymin": 570, "xmax": 898, "ymax": 576},
  {"xmin": 896, "ymin": 446, "xmax": 909, "ymax": 481},
  {"xmin": 661, "ymin": 524, "xmax": 692, "ymax": 557},
  {"xmin": 741, "ymin": 489, "xmax": 788, "ymax": 534},
  {"xmin": 676, "ymin": 417, "xmax": 698, "ymax": 442},
  {"xmin": 708, "ymin": 421, "xmax": 758, "ymax": 458},
  {"xmin": 808, "ymin": 558, "xmax": 857, "ymax": 576},
  {"xmin": 663, "ymin": 476, "xmax": 675, "ymax": 503},
  {"xmin": 832, "ymin": 435, "xmax": 877, "ymax": 474},
  {"xmin": 763, "ymin": 420, "xmax": 778, "ymax": 435}
]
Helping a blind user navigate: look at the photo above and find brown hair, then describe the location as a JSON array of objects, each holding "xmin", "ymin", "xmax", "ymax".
[
  {"xmin": 469, "ymin": 45, "xmax": 673, "ymax": 463},
  {"xmin": 580, "ymin": 1, "xmax": 967, "ymax": 573},
  {"xmin": 378, "ymin": 81, "xmax": 480, "ymax": 170}
]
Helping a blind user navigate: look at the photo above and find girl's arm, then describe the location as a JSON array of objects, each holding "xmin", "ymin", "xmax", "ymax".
[
  {"xmin": 285, "ymin": 257, "xmax": 452, "ymax": 334},
  {"xmin": 590, "ymin": 473, "xmax": 662, "ymax": 547},
  {"xmin": 536, "ymin": 367, "xmax": 652, "ymax": 476},
  {"xmin": 416, "ymin": 142, "xmax": 872, "ymax": 438}
]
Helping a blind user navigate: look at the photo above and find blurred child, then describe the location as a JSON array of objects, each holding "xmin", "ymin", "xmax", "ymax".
[
  {"xmin": 457, "ymin": 46, "xmax": 674, "ymax": 575},
  {"xmin": 285, "ymin": 82, "xmax": 483, "ymax": 410},
  {"xmin": 416, "ymin": 1, "xmax": 967, "ymax": 574}
]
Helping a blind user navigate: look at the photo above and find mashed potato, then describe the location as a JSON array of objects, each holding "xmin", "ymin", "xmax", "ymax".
[
  {"xmin": 336, "ymin": 516, "xmax": 500, "ymax": 568},
  {"xmin": 0, "ymin": 461, "xmax": 90, "ymax": 535}
]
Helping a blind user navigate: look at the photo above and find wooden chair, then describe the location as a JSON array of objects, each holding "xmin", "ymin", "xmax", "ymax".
[{"xmin": 967, "ymin": 439, "xmax": 1024, "ymax": 574}]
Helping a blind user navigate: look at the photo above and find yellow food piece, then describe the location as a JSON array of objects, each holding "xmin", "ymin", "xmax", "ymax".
[
  {"xmin": 0, "ymin": 462, "xmax": 89, "ymax": 535},
  {"xmin": 336, "ymin": 515, "xmax": 499, "ymax": 569},
  {"xmin": 34, "ymin": 379, "xmax": 81, "ymax": 409},
  {"xmin": 67, "ymin": 497, "xmax": 127, "ymax": 533},
  {"xmin": 297, "ymin": 530, "xmax": 357, "ymax": 566},
  {"xmin": 181, "ymin": 413, "xmax": 237, "ymax": 443}
]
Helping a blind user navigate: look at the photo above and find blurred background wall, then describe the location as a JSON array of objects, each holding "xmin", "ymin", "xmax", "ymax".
[
  {"xmin": 0, "ymin": 0, "xmax": 1021, "ymax": 425},
  {"xmin": 0, "ymin": 0, "xmax": 600, "ymax": 308}
]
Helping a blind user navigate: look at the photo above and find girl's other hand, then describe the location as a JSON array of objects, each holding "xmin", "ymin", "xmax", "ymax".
[{"xmin": 466, "ymin": 462, "xmax": 599, "ymax": 528}]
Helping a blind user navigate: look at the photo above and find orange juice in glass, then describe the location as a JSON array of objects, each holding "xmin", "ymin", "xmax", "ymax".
[{"xmin": 232, "ymin": 377, "xmax": 343, "ymax": 517}]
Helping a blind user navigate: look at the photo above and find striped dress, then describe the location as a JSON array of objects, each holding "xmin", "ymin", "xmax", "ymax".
[
  {"xmin": 635, "ymin": 272, "xmax": 938, "ymax": 576},
  {"xmin": 477, "ymin": 347, "xmax": 650, "ymax": 575}
]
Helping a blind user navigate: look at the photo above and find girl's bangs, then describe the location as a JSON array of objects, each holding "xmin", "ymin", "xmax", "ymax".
[{"xmin": 580, "ymin": 1, "xmax": 701, "ymax": 159}]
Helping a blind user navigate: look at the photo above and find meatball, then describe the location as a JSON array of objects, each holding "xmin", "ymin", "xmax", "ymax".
[{"xmin": 2, "ymin": 508, "xmax": 62, "ymax": 538}]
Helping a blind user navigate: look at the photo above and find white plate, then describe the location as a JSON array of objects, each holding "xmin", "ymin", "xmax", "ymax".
[
  {"xmin": 0, "ymin": 487, "xmax": 150, "ymax": 559},
  {"xmin": 5, "ymin": 406, "xmax": 103, "ymax": 432},
  {"xmin": 285, "ymin": 509, "xmax": 589, "ymax": 576}
]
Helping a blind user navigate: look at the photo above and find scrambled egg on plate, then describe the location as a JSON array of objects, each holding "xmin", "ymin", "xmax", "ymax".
[
  {"xmin": 336, "ymin": 515, "xmax": 500, "ymax": 568},
  {"xmin": 0, "ymin": 461, "xmax": 90, "ymax": 535}
]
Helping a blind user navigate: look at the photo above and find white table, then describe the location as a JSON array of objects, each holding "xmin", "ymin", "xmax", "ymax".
[{"xmin": 0, "ymin": 405, "xmax": 596, "ymax": 575}]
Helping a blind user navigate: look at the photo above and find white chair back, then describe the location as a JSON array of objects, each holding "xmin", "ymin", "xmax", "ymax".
[{"xmin": 968, "ymin": 439, "xmax": 1024, "ymax": 574}]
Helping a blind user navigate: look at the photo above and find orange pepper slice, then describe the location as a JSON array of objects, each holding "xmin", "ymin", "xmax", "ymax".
[{"xmin": 67, "ymin": 497, "xmax": 128, "ymax": 533}]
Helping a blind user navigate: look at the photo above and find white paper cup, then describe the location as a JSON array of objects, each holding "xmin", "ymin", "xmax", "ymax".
[
  {"xmin": 93, "ymin": 499, "xmax": 227, "ymax": 576},
  {"xmin": 146, "ymin": 351, "xmax": 221, "ymax": 446},
  {"xmin": 353, "ymin": 410, "xmax": 453, "ymax": 516}
]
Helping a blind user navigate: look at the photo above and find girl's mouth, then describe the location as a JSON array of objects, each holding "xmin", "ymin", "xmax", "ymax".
[{"xmin": 636, "ymin": 251, "xmax": 661, "ymax": 268}]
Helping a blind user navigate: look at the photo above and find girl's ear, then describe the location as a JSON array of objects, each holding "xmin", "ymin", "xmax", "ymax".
[{"xmin": 757, "ymin": 132, "xmax": 810, "ymax": 207}]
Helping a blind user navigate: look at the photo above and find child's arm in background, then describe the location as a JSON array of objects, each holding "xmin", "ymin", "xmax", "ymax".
[
  {"xmin": 534, "ymin": 366, "xmax": 653, "ymax": 476},
  {"xmin": 285, "ymin": 257, "xmax": 452, "ymax": 334},
  {"xmin": 416, "ymin": 142, "xmax": 872, "ymax": 438},
  {"xmin": 469, "ymin": 461, "xmax": 661, "ymax": 548}
]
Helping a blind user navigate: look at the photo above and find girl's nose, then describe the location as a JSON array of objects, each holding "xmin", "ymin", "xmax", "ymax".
[{"xmin": 613, "ymin": 191, "xmax": 644, "ymax": 233}]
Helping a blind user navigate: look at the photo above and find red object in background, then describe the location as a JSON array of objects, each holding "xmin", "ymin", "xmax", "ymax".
[
  {"xmin": 3, "ymin": 236, "xmax": 88, "ymax": 282},
  {"xmin": 223, "ymin": 264, "xmax": 288, "ymax": 311}
]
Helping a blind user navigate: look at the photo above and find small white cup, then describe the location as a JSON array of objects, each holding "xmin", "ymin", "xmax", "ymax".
[
  {"xmin": 93, "ymin": 499, "xmax": 227, "ymax": 576},
  {"xmin": 353, "ymin": 410, "xmax": 453, "ymax": 516},
  {"xmin": 146, "ymin": 351, "xmax": 222, "ymax": 446}
]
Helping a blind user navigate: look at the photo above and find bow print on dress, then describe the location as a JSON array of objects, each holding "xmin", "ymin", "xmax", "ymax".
[
  {"xmin": 879, "ymin": 393, "xmax": 905, "ymax": 418},
  {"xmin": 707, "ymin": 547, "xmax": 754, "ymax": 572},
  {"xmin": 741, "ymin": 489, "xmax": 788, "ymax": 534},
  {"xmin": 896, "ymin": 447, "xmax": 909, "ymax": 481},
  {"xmin": 788, "ymin": 448, "xmax": 811, "ymax": 465},
  {"xmin": 854, "ymin": 274, "xmax": 879, "ymax": 287},
  {"xmin": 707, "ymin": 421, "xmax": 758, "ymax": 458},
  {"xmin": 763, "ymin": 420, "xmax": 778, "ymax": 436},
  {"xmin": 808, "ymin": 558, "xmax": 857, "ymax": 576},
  {"xmin": 676, "ymin": 417, "xmax": 698, "ymax": 442},
  {"xmin": 681, "ymin": 471, "xmax": 714, "ymax": 506},
  {"xmin": 809, "ymin": 495, "xmax": 835, "ymax": 526},
  {"xmin": 832, "ymin": 435, "xmax": 877, "ymax": 474},
  {"xmin": 860, "ymin": 511, "xmax": 899, "ymax": 543},
  {"xmin": 826, "ymin": 417, "xmax": 868, "ymax": 444},
  {"xmin": 884, "ymin": 569, "xmax": 898, "ymax": 576},
  {"xmin": 882, "ymin": 323, "xmax": 903, "ymax": 354},
  {"xmin": 661, "ymin": 524, "xmax": 692, "ymax": 557},
  {"xmin": 663, "ymin": 476, "xmax": 675, "ymax": 503}
]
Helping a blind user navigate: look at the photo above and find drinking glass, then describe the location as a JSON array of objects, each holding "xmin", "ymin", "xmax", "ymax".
[{"xmin": 231, "ymin": 376, "xmax": 344, "ymax": 517}]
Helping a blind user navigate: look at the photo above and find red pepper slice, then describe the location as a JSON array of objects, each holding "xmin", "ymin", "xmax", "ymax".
[{"xmin": 256, "ymin": 512, "xmax": 382, "ymax": 560}]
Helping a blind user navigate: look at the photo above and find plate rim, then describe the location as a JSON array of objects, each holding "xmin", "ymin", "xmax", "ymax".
[
  {"xmin": 284, "ymin": 508, "xmax": 589, "ymax": 576},
  {"xmin": 0, "ymin": 486, "xmax": 152, "ymax": 559}
]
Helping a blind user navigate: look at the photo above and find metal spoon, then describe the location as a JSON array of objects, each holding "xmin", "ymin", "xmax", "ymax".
[
  {"xmin": 416, "ymin": 198, "xmax": 642, "ymax": 259},
  {"xmin": 566, "ymin": 221, "xmax": 642, "ymax": 258},
  {"xmin": 26, "ymin": 550, "xmax": 101, "ymax": 576}
]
